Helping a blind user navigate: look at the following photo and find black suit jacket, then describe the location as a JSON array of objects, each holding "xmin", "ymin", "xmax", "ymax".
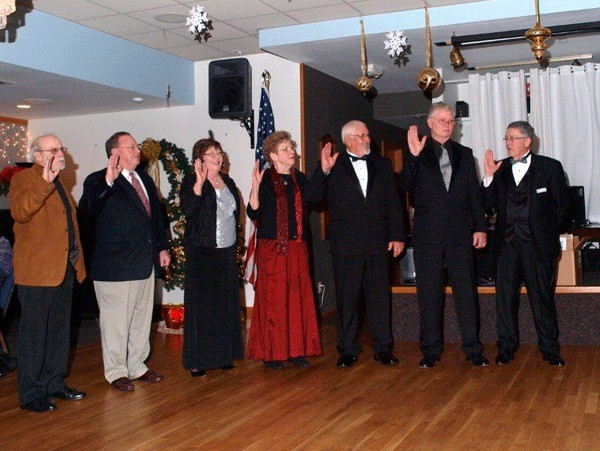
[
  {"xmin": 482, "ymin": 153, "xmax": 570, "ymax": 261},
  {"xmin": 306, "ymin": 151, "xmax": 405, "ymax": 256},
  {"xmin": 79, "ymin": 169, "xmax": 169, "ymax": 281},
  {"xmin": 400, "ymin": 138, "xmax": 487, "ymax": 246}
]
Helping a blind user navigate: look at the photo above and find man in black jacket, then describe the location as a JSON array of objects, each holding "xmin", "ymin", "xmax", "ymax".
[
  {"xmin": 400, "ymin": 102, "xmax": 489, "ymax": 368},
  {"xmin": 306, "ymin": 120, "xmax": 405, "ymax": 368},
  {"xmin": 80, "ymin": 132, "xmax": 170, "ymax": 391},
  {"xmin": 483, "ymin": 121, "xmax": 569, "ymax": 366}
]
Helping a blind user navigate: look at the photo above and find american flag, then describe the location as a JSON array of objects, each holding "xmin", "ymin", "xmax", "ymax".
[
  {"xmin": 255, "ymin": 86, "xmax": 275, "ymax": 170},
  {"xmin": 245, "ymin": 84, "xmax": 275, "ymax": 285}
]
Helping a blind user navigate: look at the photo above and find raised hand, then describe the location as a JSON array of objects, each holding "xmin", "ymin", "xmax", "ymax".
[
  {"xmin": 42, "ymin": 154, "xmax": 58, "ymax": 183},
  {"xmin": 484, "ymin": 149, "xmax": 502, "ymax": 177},
  {"xmin": 106, "ymin": 154, "xmax": 122, "ymax": 185},
  {"xmin": 407, "ymin": 125, "xmax": 427, "ymax": 157},
  {"xmin": 251, "ymin": 160, "xmax": 265, "ymax": 190},
  {"xmin": 193, "ymin": 158, "xmax": 208, "ymax": 195},
  {"xmin": 320, "ymin": 142, "xmax": 339, "ymax": 174}
]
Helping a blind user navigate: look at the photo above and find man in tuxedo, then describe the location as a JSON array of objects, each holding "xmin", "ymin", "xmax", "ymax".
[
  {"xmin": 80, "ymin": 132, "xmax": 170, "ymax": 391},
  {"xmin": 306, "ymin": 120, "xmax": 405, "ymax": 368},
  {"xmin": 400, "ymin": 102, "xmax": 489, "ymax": 368},
  {"xmin": 10, "ymin": 134, "xmax": 87, "ymax": 412},
  {"xmin": 483, "ymin": 121, "xmax": 569, "ymax": 366}
]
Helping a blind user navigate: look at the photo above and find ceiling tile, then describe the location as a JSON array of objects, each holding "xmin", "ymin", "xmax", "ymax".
[
  {"xmin": 258, "ymin": 0, "xmax": 345, "ymax": 12},
  {"xmin": 206, "ymin": 36, "xmax": 263, "ymax": 58},
  {"xmin": 88, "ymin": 0, "xmax": 179, "ymax": 13},
  {"xmin": 170, "ymin": 22, "xmax": 252, "ymax": 43},
  {"xmin": 79, "ymin": 15, "xmax": 159, "ymax": 36},
  {"xmin": 184, "ymin": 0, "xmax": 278, "ymax": 21},
  {"xmin": 162, "ymin": 43, "xmax": 229, "ymax": 61},
  {"xmin": 226, "ymin": 13, "xmax": 299, "ymax": 36},
  {"xmin": 128, "ymin": 4, "xmax": 194, "ymax": 29},
  {"xmin": 347, "ymin": 0, "xmax": 422, "ymax": 15},
  {"xmin": 33, "ymin": 0, "xmax": 117, "ymax": 20},
  {"xmin": 287, "ymin": 4, "xmax": 360, "ymax": 23},
  {"xmin": 126, "ymin": 30, "xmax": 195, "ymax": 49}
]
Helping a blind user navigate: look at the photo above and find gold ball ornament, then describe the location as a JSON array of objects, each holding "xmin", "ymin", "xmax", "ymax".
[
  {"xmin": 417, "ymin": 67, "xmax": 441, "ymax": 93},
  {"xmin": 355, "ymin": 75, "xmax": 373, "ymax": 94}
]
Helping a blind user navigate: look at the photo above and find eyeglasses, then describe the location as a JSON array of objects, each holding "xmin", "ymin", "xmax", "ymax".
[
  {"xmin": 277, "ymin": 147, "xmax": 296, "ymax": 153},
  {"xmin": 117, "ymin": 144, "xmax": 142, "ymax": 151},
  {"xmin": 432, "ymin": 118, "xmax": 456, "ymax": 125},
  {"xmin": 39, "ymin": 147, "xmax": 67, "ymax": 155},
  {"xmin": 503, "ymin": 136, "xmax": 528, "ymax": 142},
  {"xmin": 349, "ymin": 133, "xmax": 370, "ymax": 140},
  {"xmin": 204, "ymin": 151, "xmax": 224, "ymax": 158}
]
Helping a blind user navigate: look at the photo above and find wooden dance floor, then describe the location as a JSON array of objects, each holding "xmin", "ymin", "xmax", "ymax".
[{"xmin": 1, "ymin": 320, "xmax": 599, "ymax": 449}]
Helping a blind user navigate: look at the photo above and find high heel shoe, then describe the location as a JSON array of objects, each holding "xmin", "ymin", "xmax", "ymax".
[{"xmin": 189, "ymin": 369, "xmax": 207, "ymax": 378}]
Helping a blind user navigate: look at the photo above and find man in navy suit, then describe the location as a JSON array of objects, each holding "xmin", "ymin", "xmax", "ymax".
[
  {"xmin": 80, "ymin": 132, "xmax": 170, "ymax": 391},
  {"xmin": 306, "ymin": 120, "xmax": 405, "ymax": 368},
  {"xmin": 400, "ymin": 102, "xmax": 489, "ymax": 368},
  {"xmin": 483, "ymin": 121, "xmax": 569, "ymax": 366}
]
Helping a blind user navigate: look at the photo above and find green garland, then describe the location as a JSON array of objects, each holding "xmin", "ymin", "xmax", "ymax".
[{"xmin": 140, "ymin": 138, "xmax": 191, "ymax": 291}]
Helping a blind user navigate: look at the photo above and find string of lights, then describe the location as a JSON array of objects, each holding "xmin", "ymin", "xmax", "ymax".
[{"xmin": 0, "ymin": 120, "xmax": 28, "ymax": 167}]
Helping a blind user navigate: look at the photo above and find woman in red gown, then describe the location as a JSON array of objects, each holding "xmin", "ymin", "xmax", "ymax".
[{"xmin": 247, "ymin": 131, "xmax": 322, "ymax": 369}]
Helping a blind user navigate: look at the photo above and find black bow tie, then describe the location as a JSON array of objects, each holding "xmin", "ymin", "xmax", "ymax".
[
  {"xmin": 510, "ymin": 153, "xmax": 530, "ymax": 165},
  {"xmin": 348, "ymin": 154, "xmax": 369, "ymax": 162}
]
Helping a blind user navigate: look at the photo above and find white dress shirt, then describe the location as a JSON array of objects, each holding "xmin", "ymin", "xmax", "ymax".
[
  {"xmin": 347, "ymin": 150, "xmax": 369, "ymax": 197},
  {"xmin": 483, "ymin": 153, "xmax": 531, "ymax": 187}
]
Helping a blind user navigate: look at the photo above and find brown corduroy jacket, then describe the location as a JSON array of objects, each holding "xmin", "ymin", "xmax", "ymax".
[{"xmin": 9, "ymin": 164, "xmax": 86, "ymax": 287}]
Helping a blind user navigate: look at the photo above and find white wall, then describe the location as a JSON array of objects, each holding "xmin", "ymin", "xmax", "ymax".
[{"xmin": 28, "ymin": 53, "xmax": 302, "ymax": 307}]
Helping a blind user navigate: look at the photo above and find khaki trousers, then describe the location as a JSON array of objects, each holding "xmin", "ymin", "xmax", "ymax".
[{"xmin": 94, "ymin": 272, "xmax": 155, "ymax": 383}]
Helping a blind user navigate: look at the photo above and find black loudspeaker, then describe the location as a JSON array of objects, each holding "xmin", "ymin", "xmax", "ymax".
[
  {"xmin": 569, "ymin": 186, "xmax": 586, "ymax": 227},
  {"xmin": 455, "ymin": 101, "xmax": 469, "ymax": 118},
  {"xmin": 208, "ymin": 58, "xmax": 251, "ymax": 118}
]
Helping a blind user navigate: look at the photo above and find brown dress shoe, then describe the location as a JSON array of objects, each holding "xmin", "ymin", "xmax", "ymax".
[
  {"xmin": 136, "ymin": 369, "xmax": 164, "ymax": 382},
  {"xmin": 111, "ymin": 377, "xmax": 134, "ymax": 392}
]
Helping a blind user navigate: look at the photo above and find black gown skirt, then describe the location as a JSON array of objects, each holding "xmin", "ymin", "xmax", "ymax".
[{"xmin": 182, "ymin": 243, "xmax": 244, "ymax": 370}]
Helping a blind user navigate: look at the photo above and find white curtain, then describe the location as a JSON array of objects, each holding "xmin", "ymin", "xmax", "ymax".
[
  {"xmin": 529, "ymin": 63, "xmax": 600, "ymax": 223},
  {"xmin": 468, "ymin": 70, "xmax": 528, "ymax": 169}
]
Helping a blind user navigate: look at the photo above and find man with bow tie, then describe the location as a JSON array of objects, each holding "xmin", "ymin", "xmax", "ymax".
[
  {"xmin": 400, "ymin": 102, "xmax": 489, "ymax": 369},
  {"xmin": 306, "ymin": 120, "xmax": 405, "ymax": 368},
  {"xmin": 483, "ymin": 121, "xmax": 570, "ymax": 366},
  {"xmin": 80, "ymin": 132, "xmax": 171, "ymax": 391}
]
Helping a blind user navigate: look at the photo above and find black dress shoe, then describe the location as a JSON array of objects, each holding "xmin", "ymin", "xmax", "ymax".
[
  {"xmin": 264, "ymin": 360, "xmax": 284, "ymax": 370},
  {"xmin": 20, "ymin": 398, "xmax": 57, "ymax": 413},
  {"xmin": 543, "ymin": 353, "xmax": 565, "ymax": 366},
  {"xmin": 220, "ymin": 364, "xmax": 235, "ymax": 371},
  {"xmin": 288, "ymin": 357, "xmax": 310, "ymax": 368},
  {"xmin": 190, "ymin": 369, "xmax": 207, "ymax": 377},
  {"xmin": 374, "ymin": 352, "xmax": 399, "ymax": 365},
  {"xmin": 51, "ymin": 386, "xmax": 86, "ymax": 400},
  {"xmin": 336, "ymin": 354, "xmax": 357, "ymax": 368},
  {"xmin": 495, "ymin": 352, "xmax": 513, "ymax": 365},
  {"xmin": 419, "ymin": 355, "xmax": 440, "ymax": 368},
  {"xmin": 466, "ymin": 353, "xmax": 490, "ymax": 367}
]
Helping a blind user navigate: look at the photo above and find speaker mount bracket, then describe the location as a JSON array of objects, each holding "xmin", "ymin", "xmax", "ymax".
[{"xmin": 230, "ymin": 109, "xmax": 254, "ymax": 149}]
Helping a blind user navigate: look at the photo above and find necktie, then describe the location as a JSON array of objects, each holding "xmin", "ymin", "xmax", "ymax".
[
  {"xmin": 510, "ymin": 153, "xmax": 530, "ymax": 165},
  {"xmin": 439, "ymin": 146, "xmax": 452, "ymax": 190},
  {"xmin": 348, "ymin": 154, "xmax": 369, "ymax": 162},
  {"xmin": 130, "ymin": 172, "xmax": 151, "ymax": 215}
]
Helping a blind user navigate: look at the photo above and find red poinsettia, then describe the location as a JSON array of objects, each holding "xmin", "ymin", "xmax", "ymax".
[{"xmin": 0, "ymin": 165, "xmax": 26, "ymax": 196}]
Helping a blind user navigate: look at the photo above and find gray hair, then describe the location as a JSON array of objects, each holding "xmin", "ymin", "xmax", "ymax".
[
  {"xmin": 341, "ymin": 120, "xmax": 367, "ymax": 144},
  {"xmin": 30, "ymin": 134, "xmax": 60, "ymax": 159},
  {"xmin": 428, "ymin": 102, "xmax": 454, "ymax": 118},
  {"xmin": 507, "ymin": 121, "xmax": 535, "ymax": 140}
]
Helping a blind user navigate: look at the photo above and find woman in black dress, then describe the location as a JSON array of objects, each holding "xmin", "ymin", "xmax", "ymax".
[{"xmin": 180, "ymin": 138, "xmax": 244, "ymax": 377}]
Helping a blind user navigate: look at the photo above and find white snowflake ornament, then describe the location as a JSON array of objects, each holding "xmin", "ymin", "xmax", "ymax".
[
  {"xmin": 384, "ymin": 30, "xmax": 408, "ymax": 57},
  {"xmin": 186, "ymin": 5, "xmax": 208, "ymax": 33}
]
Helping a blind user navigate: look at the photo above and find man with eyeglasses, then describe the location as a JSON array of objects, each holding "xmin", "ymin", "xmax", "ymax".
[
  {"xmin": 482, "ymin": 121, "xmax": 569, "ymax": 366},
  {"xmin": 400, "ymin": 102, "xmax": 489, "ymax": 368},
  {"xmin": 306, "ymin": 120, "xmax": 405, "ymax": 368},
  {"xmin": 80, "ymin": 132, "xmax": 170, "ymax": 392},
  {"xmin": 9, "ymin": 134, "xmax": 87, "ymax": 412}
]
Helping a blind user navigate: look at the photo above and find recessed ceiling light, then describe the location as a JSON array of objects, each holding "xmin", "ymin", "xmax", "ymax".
[
  {"xmin": 132, "ymin": 97, "xmax": 144, "ymax": 103},
  {"xmin": 154, "ymin": 14, "xmax": 187, "ymax": 24},
  {"xmin": 16, "ymin": 104, "xmax": 31, "ymax": 109},
  {"xmin": 22, "ymin": 98, "xmax": 53, "ymax": 105}
]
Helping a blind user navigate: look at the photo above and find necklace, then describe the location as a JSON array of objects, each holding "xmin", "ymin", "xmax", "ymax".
[{"xmin": 280, "ymin": 173, "xmax": 290, "ymax": 186}]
